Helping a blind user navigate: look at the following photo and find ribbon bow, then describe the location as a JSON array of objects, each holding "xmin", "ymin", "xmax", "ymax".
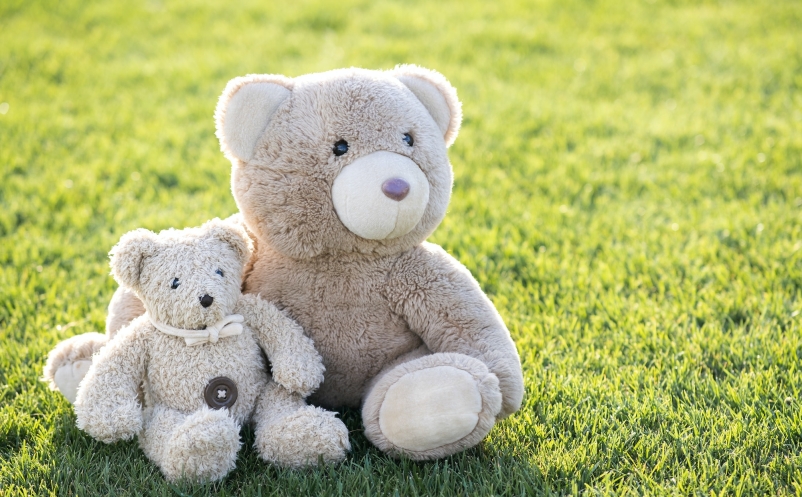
[{"xmin": 149, "ymin": 314, "xmax": 245, "ymax": 346}]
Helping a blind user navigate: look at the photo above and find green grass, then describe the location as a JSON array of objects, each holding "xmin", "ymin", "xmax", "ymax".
[{"xmin": 2, "ymin": 0, "xmax": 802, "ymax": 494}]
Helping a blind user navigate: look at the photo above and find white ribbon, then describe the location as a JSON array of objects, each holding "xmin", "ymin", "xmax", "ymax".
[{"xmin": 149, "ymin": 314, "xmax": 244, "ymax": 346}]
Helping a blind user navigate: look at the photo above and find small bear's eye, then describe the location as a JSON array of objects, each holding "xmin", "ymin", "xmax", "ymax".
[
  {"xmin": 403, "ymin": 133, "xmax": 414, "ymax": 147},
  {"xmin": 333, "ymin": 139, "xmax": 349, "ymax": 156},
  {"xmin": 216, "ymin": 268, "xmax": 224, "ymax": 277},
  {"xmin": 170, "ymin": 278, "xmax": 180, "ymax": 289}
]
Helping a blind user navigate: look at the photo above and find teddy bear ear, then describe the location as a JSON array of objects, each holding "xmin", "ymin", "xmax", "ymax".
[
  {"xmin": 390, "ymin": 65, "xmax": 463, "ymax": 147},
  {"xmin": 109, "ymin": 228, "xmax": 157, "ymax": 290},
  {"xmin": 214, "ymin": 74, "xmax": 293, "ymax": 162},
  {"xmin": 203, "ymin": 218, "xmax": 253, "ymax": 265}
]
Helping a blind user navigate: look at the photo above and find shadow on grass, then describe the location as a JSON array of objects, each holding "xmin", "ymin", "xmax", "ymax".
[{"xmin": 14, "ymin": 407, "xmax": 553, "ymax": 496}]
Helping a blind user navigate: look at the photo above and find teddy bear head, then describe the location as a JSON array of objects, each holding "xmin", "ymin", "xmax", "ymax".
[
  {"xmin": 214, "ymin": 65, "xmax": 462, "ymax": 259},
  {"xmin": 109, "ymin": 219, "xmax": 252, "ymax": 330}
]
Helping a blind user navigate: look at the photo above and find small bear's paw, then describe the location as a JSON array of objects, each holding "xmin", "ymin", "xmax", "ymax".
[
  {"xmin": 162, "ymin": 408, "xmax": 241, "ymax": 482},
  {"xmin": 270, "ymin": 351, "xmax": 326, "ymax": 397},
  {"xmin": 76, "ymin": 397, "xmax": 143, "ymax": 444},
  {"xmin": 255, "ymin": 406, "xmax": 350, "ymax": 468}
]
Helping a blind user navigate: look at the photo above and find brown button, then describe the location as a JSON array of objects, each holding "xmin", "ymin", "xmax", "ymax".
[{"xmin": 204, "ymin": 377, "xmax": 238, "ymax": 410}]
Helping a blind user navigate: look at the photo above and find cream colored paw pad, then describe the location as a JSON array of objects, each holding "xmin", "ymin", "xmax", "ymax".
[
  {"xmin": 53, "ymin": 360, "xmax": 92, "ymax": 404},
  {"xmin": 378, "ymin": 366, "xmax": 482, "ymax": 452}
]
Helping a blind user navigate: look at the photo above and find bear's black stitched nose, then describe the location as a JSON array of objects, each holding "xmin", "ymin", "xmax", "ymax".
[{"xmin": 200, "ymin": 294, "xmax": 214, "ymax": 308}]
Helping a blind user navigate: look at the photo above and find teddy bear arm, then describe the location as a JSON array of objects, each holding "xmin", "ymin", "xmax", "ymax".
[
  {"xmin": 236, "ymin": 295, "xmax": 325, "ymax": 397},
  {"xmin": 386, "ymin": 245, "xmax": 525, "ymax": 418},
  {"xmin": 74, "ymin": 319, "xmax": 148, "ymax": 443}
]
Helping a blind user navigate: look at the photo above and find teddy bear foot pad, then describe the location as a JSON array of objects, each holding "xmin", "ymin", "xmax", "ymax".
[
  {"xmin": 52, "ymin": 360, "xmax": 92, "ymax": 404},
  {"xmin": 362, "ymin": 353, "xmax": 503, "ymax": 460}
]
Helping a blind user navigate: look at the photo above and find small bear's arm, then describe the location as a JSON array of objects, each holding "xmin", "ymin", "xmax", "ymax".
[
  {"xmin": 236, "ymin": 294, "xmax": 325, "ymax": 397},
  {"xmin": 74, "ymin": 315, "xmax": 149, "ymax": 443},
  {"xmin": 385, "ymin": 242, "xmax": 525, "ymax": 418}
]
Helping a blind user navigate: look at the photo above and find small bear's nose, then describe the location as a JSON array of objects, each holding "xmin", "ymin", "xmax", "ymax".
[
  {"xmin": 200, "ymin": 294, "xmax": 214, "ymax": 308},
  {"xmin": 381, "ymin": 178, "xmax": 410, "ymax": 201}
]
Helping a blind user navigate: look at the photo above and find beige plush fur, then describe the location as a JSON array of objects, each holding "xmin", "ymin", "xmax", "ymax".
[
  {"xmin": 47, "ymin": 65, "xmax": 524, "ymax": 461},
  {"xmin": 216, "ymin": 66, "xmax": 524, "ymax": 459},
  {"xmin": 62, "ymin": 219, "xmax": 348, "ymax": 482},
  {"xmin": 106, "ymin": 287, "xmax": 145, "ymax": 337}
]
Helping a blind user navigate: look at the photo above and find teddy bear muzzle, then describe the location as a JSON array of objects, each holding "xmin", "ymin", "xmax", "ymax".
[{"xmin": 331, "ymin": 151, "xmax": 430, "ymax": 240}]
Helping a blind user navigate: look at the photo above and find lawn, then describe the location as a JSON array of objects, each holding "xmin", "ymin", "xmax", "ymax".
[{"xmin": 2, "ymin": 0, "xmax": 802, "ymax": 494}]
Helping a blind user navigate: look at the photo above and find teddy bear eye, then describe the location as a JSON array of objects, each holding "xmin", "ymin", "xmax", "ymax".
[
  {"xmin": 170, "ymin": 278, "xmax": 180, "ymax": 289},
  {"xmin": 332, "ymin": 139, "xmax": 349, "ymax": 156},
  {"xmin": 403, "ymin": 133, "xmax": 414, "ymax": 147},
  {"xmin": 216, "ymin": 268, "xmax": 224, "ymax": 277}
]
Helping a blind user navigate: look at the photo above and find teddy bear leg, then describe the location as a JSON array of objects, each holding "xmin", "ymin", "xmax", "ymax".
[
  {"xmin": 361, "ymin": 352, "xmax": 503, "ymax": 460},
  {"xmin": 253, "ymin": 381, "xmax": 350, "ymax": 467},
  {"xmin": 42, "ymin": 287, "xmax": 145, "ymax": 405},
  {"xmin": 42, "ymin": 332, "xmax": 108, "ymax": 404},
  {"xmin": 139, "ymin": 405, "xmax": 241, "ymax": 482}
]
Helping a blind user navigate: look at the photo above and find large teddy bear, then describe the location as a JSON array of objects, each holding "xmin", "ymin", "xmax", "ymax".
[
  {"xmin": 48, "ymin": 65, "xmax": 524, "ymax": 460},
  {"xmin": 45, "ymin": 219, "xmax": 349, "ymax": 481}
]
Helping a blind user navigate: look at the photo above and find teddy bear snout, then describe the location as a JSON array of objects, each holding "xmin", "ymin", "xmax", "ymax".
[
  {"xmin": 199, "ymin": 294, "xmax": 214, "ymax": 308},
  {"xmin": 331, "ymin": 151, "xmax": 430, "ymax": 240}
]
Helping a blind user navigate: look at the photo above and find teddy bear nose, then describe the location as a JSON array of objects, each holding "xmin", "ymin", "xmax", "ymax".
[
  {"xmin": 381, "ymin": 178, "xmax": 410, "ymax": 201},
  {"xmin": 199, "ymin": 294, "xmax": 214, "ymax": 308}
]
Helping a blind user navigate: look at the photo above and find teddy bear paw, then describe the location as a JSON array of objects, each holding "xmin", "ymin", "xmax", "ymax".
[
  {"xmin": 75, "ymin": 396, "xmax": 143, "ymax": 444},
  {"xmin": 270, "ymin": 352, "xmax": 326, "ymax": 397},
  {"xmin": 42, "ymin": 331, "xmax": 108, "ymax": 404},
  {"xmin": 52, "ymin": 360, "xmax": 93, "ymax": 404},
  {"xmin": 377, "ymin": 365, "xmax": 494, "ymax": 452},
  {"xmin": 162, "ymin": 408, "xmax": 241, "ymax": 482},
  {"xmin": 255, "ymin": 406, "xmax": 350, "ymax": 468},
  {"xmin": 363, "ymin": 353, "xmax": 503, "ymax": 460}
]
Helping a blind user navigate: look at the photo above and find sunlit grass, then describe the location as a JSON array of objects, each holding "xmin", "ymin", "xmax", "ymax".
[{"xmin": 1, "ymin": 0, "xmax": 801, "ymax": 494}]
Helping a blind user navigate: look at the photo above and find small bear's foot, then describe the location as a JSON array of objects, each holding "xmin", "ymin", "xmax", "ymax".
[
  {"xmin": 141, "ymin": 406, "xmax": 241, "ymax": 483},
  {"xmin": 253, "ymin": 382, "xmax": 350, "ymax": 468},
  {"xmin": 362, "ymin": 353, "xmax": 502, "ymax": 460},
  {"xmin": 42, "ymin": 332, "xmax": 108, "ymax": 404},
  {"xmin": 256, "ymin": 406, "xmax": 350, "ymax": 468},
  {"xmin": 166, "ymin": 408, "xmax": 241, "ymax": 482}
]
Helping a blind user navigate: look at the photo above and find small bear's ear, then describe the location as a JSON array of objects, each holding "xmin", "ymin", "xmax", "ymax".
[
  {"xmin": 214, "ymin": 75, "xmax": 293, "ymax": 163},
  {"xmin": 109, "ymin": 229, "xmax": 157, "ymax": 290},
  {"xmin": 203, "ymin": 218, "xmax": 253, "ymax": 266},
  {"xmin": 390, "ymin": 65, "xmax": 463, "ymax": 147}
]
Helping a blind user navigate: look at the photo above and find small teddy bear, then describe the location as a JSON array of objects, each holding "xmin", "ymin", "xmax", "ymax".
[{"xmin": 53, "ymin": 219, "xmax": 349, "ymax": 482}]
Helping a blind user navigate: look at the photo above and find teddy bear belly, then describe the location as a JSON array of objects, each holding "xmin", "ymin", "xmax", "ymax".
[
  {"xmin": 299, "ymin": 310, "xmax": 423, "ymax": 408},
  {"xmin": 309, "ymin": 329, "xmax": 423, "ymax": 408},
  {"xmin": 245, "ymin": 247, "xmax": 424, "ymax": 408},
  {"xmin": 145, "ymin": 332, "xmax": 268, "ymax": 423}
]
